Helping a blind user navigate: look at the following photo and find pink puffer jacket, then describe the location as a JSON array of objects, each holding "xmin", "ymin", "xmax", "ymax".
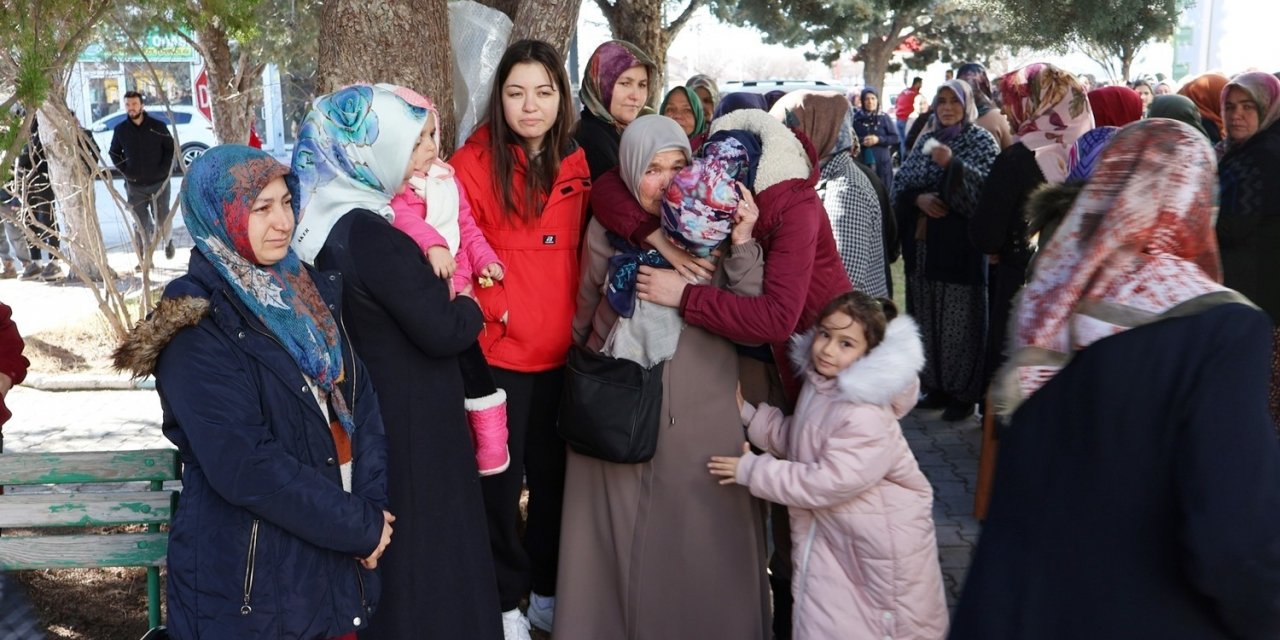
[{"xmin": 737, "ymin": 316, "xmax": 948, "ymax": 640}]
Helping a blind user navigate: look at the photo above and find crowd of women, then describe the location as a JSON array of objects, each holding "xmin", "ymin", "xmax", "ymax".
[{"xmin": 107, "ymin": 29, "xmax": 1280, "ymax": 640}]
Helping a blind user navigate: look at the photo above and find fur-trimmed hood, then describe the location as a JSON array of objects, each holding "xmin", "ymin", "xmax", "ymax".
[
  {"xmin": 789, "ymin": 315, "xmax": 925, "ymax": 409},
  {"xmin": 1026, "ymin": 181, "xmax": 1084, "ymax": 247},
  {"xmin": 709, "ymin": 108, "xmax": 812, "ymax": 193},
  {"xmin": 113, "ymin": 295, "xmax": 210, "ymax": 378}
]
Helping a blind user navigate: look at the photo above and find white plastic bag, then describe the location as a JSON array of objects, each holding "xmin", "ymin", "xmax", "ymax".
[{"xmin": 449, "ymin": 1, "xmax": 513, "ymax": 149}]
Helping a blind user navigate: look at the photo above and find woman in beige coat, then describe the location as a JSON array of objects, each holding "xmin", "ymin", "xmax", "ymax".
[{"xmin": 554, "ymin": 115, "xmax": 771, "ymax": 639}]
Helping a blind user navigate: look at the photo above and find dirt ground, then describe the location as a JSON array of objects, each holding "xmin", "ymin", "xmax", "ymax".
[{"xmin": 22, "ymin": 314, "xmax": 120, "ymax": 376}]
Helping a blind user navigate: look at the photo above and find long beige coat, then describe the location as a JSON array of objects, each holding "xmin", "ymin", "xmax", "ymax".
[{"xmin": 554, "ymin": 219, "xmax": 771, "ymax": 640}]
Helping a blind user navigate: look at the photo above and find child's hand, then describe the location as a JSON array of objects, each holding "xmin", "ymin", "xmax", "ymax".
[
  {"xmin": 708, "ymin": 442, "xmax": 751, "ymax": 486},
  {"xmin": 735, "ymin": 382, "xmax": 745, "ymax": 413},
  {"xmin": 426, "ymin": 246, "xmax": 457, "ymax": 280},
  {"xmin": 480, "ymin": 262, "xmax": 504, "ymax": 281}
]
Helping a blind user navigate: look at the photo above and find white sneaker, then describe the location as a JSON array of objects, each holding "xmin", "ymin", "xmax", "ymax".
[
  {"xmin": 527, "ymin": 593, "xmax": 555, "ymax": 632},
  {"xmin": 501, "ymin": 608, "xmax": 532, "ymax": 640}
]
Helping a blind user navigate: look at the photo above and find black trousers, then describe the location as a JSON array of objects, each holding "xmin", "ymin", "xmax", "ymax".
[{"xmin": 481, "ymin": 366, "xmax": 567, "ymax": 610}]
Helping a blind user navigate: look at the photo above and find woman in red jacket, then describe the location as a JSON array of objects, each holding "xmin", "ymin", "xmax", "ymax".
[{"xmin": 449, "ymin": 39, "xmax": 590, "ymax": 639}]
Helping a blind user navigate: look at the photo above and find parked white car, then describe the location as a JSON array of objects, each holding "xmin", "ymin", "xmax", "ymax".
[
  {"xmin": 89, "ymin": 105, "xmax": 217, "ymax": 173},
  {"xmin": 718, "ymin": 79, "xmax": 850, "ymax": 97}
]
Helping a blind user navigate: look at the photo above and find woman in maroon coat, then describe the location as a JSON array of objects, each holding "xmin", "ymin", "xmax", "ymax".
[{"xmin": 0, "ymin": 301, "xmax": 28, "ymax": 430}]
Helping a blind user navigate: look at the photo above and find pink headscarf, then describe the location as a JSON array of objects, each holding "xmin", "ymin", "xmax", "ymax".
[
  {"xmin": 997, "ymin": 63, "xmax": 1095, "ymax": 183},
  {"xmin": 994, "ymin": 119, "xmax": 1229, "ymax": 417}
]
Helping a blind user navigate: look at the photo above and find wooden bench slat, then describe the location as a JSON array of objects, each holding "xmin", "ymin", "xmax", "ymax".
[
  {"xmin": 0, "ymin": 491, "xmax": 176, "ymax": 528},
  {"xmin": 0, "ymin": 449, "xmax": 179, "ymax": 485},
  {"xmin": 0, "ymin": 533, "xmax": 168, "ymax": 569}
]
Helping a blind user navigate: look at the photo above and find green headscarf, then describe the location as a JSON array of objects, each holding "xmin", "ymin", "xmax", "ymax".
[
  {"xmin": 659, "ymin": 86, "xmax": 707, "ymax": 138},
  {"xmin": 1146, "ymin": 95, "xmax": 1210, "ymax": 139}
]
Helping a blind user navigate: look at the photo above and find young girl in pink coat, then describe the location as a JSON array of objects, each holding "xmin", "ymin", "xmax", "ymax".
[
  {"xmin": 387, "ymin": 88, "xmax": 509, "ymax": 477},
  {"xmin": 709, "ymin": 291, "xmax": 948, "ymax": 640}
]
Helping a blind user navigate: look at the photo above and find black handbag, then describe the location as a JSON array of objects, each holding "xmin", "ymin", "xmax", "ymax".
[{"xmin": 558, "ymin": 344, "xmax": 664, "ymax": 464}]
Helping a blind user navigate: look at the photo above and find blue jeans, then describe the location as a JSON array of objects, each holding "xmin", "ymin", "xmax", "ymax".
[{"xmin": 896, "ymin": 118, "xmax": 909, "ymax": 156}]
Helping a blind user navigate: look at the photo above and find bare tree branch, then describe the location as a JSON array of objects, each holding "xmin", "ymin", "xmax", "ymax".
[{"xmin": 666, "ymin": 0, "xmax": 704, "ymax": 38}]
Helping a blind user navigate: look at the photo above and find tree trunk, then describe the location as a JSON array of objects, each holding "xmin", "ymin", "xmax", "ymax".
[
  {"xmin": 604, "ymin": 0, "xmax": 669, "ymax": 77},
  {"xmin": 511, "ymin": 0, "xmax": 581, "ymax": 54},
  {"xmin": 318, "ymin": 0, "xmax": 457, "ymax": 154},
  {"xmin": 195, "ymin": 21, "xmax": 258, "ymax": 146},
  {"xmin": 860, "ymin": 38, "xmax": 896, "ymax": 95}
]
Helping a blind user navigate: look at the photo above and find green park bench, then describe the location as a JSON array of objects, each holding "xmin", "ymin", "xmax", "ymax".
[{"xmin": 0, "ymin": 449, "xmax": 180, "ymax": 630}]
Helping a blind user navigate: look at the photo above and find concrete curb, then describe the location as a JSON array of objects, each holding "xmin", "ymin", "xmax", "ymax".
[{"xmin": 21, "ymin": 374, "xmax": 155, "ymax": 392}]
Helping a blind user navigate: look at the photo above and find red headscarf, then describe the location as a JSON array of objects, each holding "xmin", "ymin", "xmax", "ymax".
[
  {"xmin": 994, "ymin": 119, "xmax": 1230, "ymax": 417},
  {"xmin": 1087, "ymin": 86, "xmax": 1144, "ymax": 127}
]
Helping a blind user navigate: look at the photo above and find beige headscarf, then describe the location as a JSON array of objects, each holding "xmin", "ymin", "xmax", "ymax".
[
  {"xmin": 619, "ymin": 115, "xmax": 693, "ymax": 202},
  {"xmin": 769, "ymin": 90, "xmax": 850, "ymax": 162}
]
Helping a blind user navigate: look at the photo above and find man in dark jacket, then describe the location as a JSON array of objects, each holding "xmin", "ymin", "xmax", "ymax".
[{"xmin": 109, "ymin": 91, "xmax": 175, "ymax": 258}]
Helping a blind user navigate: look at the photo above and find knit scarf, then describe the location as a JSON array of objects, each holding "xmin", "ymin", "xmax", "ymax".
[{"xmin": 180, "ymin": 144, "xmax": 355, "ymax": 434}]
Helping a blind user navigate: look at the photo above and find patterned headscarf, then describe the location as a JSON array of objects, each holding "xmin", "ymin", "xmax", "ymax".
[
  {"xmin": 181, "ymin": 145, "xmax": 355, "ymax": 433},
  {"xmin": 660, "ymin": 86, "xmax": 707, "ymax": 137},
  {"xmin": 1146, "ymin": 95, "xmax": 1210, "ymax": 138},
  {"xmin": 1087, "ymin": 86, "xmax": 1144, "ymax": 127},
  {"xmin": 1177, "ymin": 72, "xmax": 1230, "ymax": 138},
  {"xmin": 997, "ymin": 63, "xmax": 1095, "ymax": 183},
  {"xmin": 994, "ymin": 119, "xmax": 1228, "ymax": 418},
  {"xmin": 1219, "ymin": 71, "xmax": 1280, "ymax": 152},
  {"xmin": 291, "ymin": 83, "xmax": 431, "ymax": 264},
  {"xmin": 661, "ymin": 136, "xmax": 747, "ymax": 256},
  {"xmin": 957, "ymin": 63, "xmax": 996, "ymax": 116},
  {"xmin": 686, "ymin": 74, "xmax": 721, "ymax": 116},
  {"xmin": 579, "ymin": 40, "xmax": 659, "ymax": 128},
  {"xmin": 1065, "ymin": 126, "xmax": 1119, "ymax": 184},
  {"xmin": 769, "ymin": 90, "xmax": 850, "ymax": 162}
]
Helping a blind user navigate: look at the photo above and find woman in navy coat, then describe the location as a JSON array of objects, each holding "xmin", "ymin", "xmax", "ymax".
[
  {"xmin": 115, "ymin": 145, "xmax": 392, "ymax": 640},
  {"xmin": 852, "ymin": 88, "xmax": 901, "ymax": 196},
  {"xmin": 951, "ymin": 119, "xmax": 1280, "ymax": 640}
]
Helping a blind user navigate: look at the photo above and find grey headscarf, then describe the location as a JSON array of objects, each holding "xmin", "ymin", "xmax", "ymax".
[{"xmin": 619, "ymin": 115, "xmax": 693, "ymax": 202}]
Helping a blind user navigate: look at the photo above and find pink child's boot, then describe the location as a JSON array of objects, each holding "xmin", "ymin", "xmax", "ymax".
[{"xmin": 466, "ymin": 389, "xmax": 510, "ymax": 476}]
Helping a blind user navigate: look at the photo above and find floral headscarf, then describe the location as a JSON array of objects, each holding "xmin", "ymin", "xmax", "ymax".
[
  {"xmin": 994, "ymin": 119, "xmax": 1228, "ymax": 418},
  {"xmin": 291, "ymin": 84, "xmax": 431, "ymax": 265},
  {"xmin": 1219, "ymin": 71, "xmax": 1280, "ymax": 153},
  {"xmin": 769, "ymin": 90, "xmax": 850, "ymax": 162},
  {"xmin": 579, "ymin": 40, "xmax": 659, "ymax": 128},
  {"xmin": 1065, "ymin": 126, "xmax": 1119, "ymax": 183},
  {"xmin": 660, "ymin": 86, "xmax": 707, "ymax": 137},
  {"xmin": 997, "ymin": 63, "xmax": 1095, "ymax": 183},
  {"xmin": 661, "ymin": 136, "xmax": 748, "ymax": 256},
  {"xmin": 686, "ymin": 74, "xmax": 720, "ymax": 117},
  {"xmin": 1087, "ymin": 86, "xmax": 1144, "ymax": 127},
  {"xmin": 181, "ymin": 145, "xmax": 355, "ymax": 433},
  {"xmin": 1178, "ymin": 72, "xmax": 1230, "ymax": 138}
]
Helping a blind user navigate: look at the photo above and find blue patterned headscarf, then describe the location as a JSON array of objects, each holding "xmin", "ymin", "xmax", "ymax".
[
  {"xmin": 1066, "ymin": 126, "xmax": 1120, "ymax": 184},
  {"xmin": 291, "ymin": 83, "xmax": 432, "ymax": 264},
  {"xmin": 180, "ymin": 145, "xmax": 355, "ymax": 433}
]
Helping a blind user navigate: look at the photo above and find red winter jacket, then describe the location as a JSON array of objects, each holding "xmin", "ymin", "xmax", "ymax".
[
  {"xmin": 450, "ymin": 125, "xmax": 592, "ymax": 372},
  {"xmin": 0, "ymin": 302, "xmax": 29, "ymax": 427},
  {"xmin": 589, "ymin": 111, "xmax": 852, "ymax": 402}
]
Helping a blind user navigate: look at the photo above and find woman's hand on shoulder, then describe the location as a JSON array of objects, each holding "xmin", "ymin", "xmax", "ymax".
[
  {"xmin": 731, "ymin": 181, "xmax": 759, "ymax": 246},
  {"xmin": 648, "ymin": 229, "xmax": 714, "ymax": 282}
]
